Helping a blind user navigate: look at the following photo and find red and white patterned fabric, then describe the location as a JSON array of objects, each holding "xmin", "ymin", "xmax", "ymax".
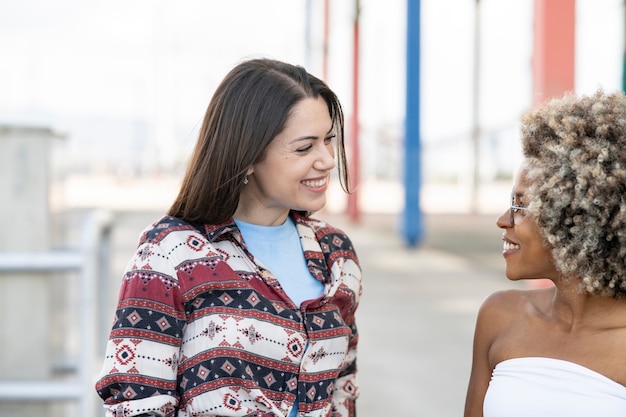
[{"xmin": 95, "ymin": 211, "xmax": 361, "ymax": 417}]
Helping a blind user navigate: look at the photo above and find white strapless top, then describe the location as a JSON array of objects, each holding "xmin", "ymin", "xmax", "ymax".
[{"xmin": 484, "ymin": 357, "xmax": 626, "ymax": 417}]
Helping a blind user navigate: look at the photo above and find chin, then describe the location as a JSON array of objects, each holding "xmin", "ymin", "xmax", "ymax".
[
  {"xmin": 300, "ymin": 200, "xmax": 327, "ymax": 214},
  {"xmin": 504, "ymin": 270, "xmax": 521, "ymax": 281}
]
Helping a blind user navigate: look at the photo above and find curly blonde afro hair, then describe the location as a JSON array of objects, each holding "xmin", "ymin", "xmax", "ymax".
[{"xmin": 521, "ymin": 89, "xmax": 626, "ymax": 297}]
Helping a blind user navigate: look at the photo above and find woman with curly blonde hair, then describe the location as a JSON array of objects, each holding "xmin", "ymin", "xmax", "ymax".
[{"xmin": 464, "ymin": 90, "xmax": 626, "ymax": 417}]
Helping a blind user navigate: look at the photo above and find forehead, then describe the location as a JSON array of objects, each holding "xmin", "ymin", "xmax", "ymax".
[
  {"xmin": 513, "ymin": 164, "xmax": 532, "ymax": 191},
  {"xmin": 287, "ymin": 97, "xmax": 331, "ymax": 123},
  {"xmin": 277, "ymin": 98, "xmax": 332, "ymax": 138}
]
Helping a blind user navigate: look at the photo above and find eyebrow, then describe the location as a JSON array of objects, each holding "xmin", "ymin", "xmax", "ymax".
[{"xmin": 291, "ymin": 125, "xmax": 335, "ymax": 142}]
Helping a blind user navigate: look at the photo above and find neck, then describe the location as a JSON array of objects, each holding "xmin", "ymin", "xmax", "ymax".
[
  {"xmin": 549, "ymin": 283, "xmax": 623, "ymax": 330},
  {"xmin": 233, "ymin": 207, "xmax": 290, "ymax": 226}
]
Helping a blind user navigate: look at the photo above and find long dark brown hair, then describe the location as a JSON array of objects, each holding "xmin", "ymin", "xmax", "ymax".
[{"xmin": 168, "ymin": 58, "xmax": 349, "ymax": 224}]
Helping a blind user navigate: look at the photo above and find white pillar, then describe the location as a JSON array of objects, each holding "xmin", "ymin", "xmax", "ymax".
[{"xmin": 0, "ymin": 125, "xmax": 64, "ymax": 416}]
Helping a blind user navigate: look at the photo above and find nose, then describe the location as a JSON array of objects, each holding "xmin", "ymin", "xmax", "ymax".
[
  {"xmin": 314, "ymin": 144, "xmax": 336, "ymax": 171},
  {"xmin": 496, "ymin": 209, "xmax": 512, "ymax": 229}
]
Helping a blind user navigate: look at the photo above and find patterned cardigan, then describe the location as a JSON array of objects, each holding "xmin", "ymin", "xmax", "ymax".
[{"xmin": 95, "ymin": 211, "xmax": 362, "ymax": 417}]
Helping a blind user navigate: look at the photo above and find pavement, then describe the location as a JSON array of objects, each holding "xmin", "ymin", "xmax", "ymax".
[{"xmin": 86, "ymin": 208, "xmax": 524, "ymax": 417}]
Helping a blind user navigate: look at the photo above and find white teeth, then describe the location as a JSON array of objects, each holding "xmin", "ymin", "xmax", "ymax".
[
  {"xmin": 503, "ymin": 241, "xmax": 520, "ymax": 251},
  {"xmin": 302, "ymin": 178, "xmax": 326, "ymax": 188}
]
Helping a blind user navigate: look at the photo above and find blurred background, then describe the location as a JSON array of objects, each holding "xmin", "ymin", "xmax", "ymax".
[{"xmin": 0, "ymin": 0, "xmax": 624, "ymax": 416}]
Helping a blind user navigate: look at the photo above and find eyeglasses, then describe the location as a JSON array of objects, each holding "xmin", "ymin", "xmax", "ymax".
[{"xmin": 510, "ymin": 192, "xmax": 527, "ymax": 225}]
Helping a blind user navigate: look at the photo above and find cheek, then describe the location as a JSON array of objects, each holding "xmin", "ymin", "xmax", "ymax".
[
  {"xmin": 525, "ymin": 238, "xmax": 555, "ymax": 272},
  {"xmin": 328, "ymin": 143, "xmax": 336, "ymax": 157},
  {"xmin": 532, "ymin": 244, "xmax": 553, "ymax": 264},
  {"xmin": 519, "ymin": 222, "xmax": 551, "ymax": 258}
]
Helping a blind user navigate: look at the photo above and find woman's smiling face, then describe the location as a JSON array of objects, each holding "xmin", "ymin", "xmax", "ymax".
[
  {"xmin": 236, "ymin": 97, "xmax": 336, "ymax": 226},
  {"xmin": 496, "ymin": 164, "xmax": 558, "ymax": 282}
]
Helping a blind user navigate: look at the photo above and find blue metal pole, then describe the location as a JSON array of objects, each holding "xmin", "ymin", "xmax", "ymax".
[{"xmin": 403, "ymin": 0, "xmax": 423, "ymax": 247}]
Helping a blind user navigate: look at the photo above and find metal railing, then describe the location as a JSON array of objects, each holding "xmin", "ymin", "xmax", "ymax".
[{"xmin": 0, "ymin": 209, "xmax": 113, "ymax": 417}]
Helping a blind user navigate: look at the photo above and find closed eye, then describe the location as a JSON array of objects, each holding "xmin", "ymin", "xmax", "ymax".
[
  {"xmin": 296, "ymin": 134, "xmax": 336, "ymax": 153},
  {"xmin": 510, "ymin": 191, "xmax": 527, "ymax": 214},
  {"xmin": 296, "ymin": 144, "xmax": 314, "ymax": 153}
]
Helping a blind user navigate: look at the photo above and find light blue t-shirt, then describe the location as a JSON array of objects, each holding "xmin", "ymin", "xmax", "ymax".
[
  {"xmin": 234, "ymin": 215, "xmax": 325, "ymax": 307},
  {"xmin": 234, "ymin": 216, "xmax": 325, "ymax": 417}
]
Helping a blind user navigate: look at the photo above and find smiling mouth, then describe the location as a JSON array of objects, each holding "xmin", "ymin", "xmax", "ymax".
[
  {"xmin": 301, "ymin": 177, "xmax": 327, "ymax": 188},
  {"xmin": 503, "ymin": 241, "xmax": 520, "ymax": 251}
]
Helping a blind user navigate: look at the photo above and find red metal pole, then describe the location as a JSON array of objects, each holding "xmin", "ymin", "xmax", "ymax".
[
  {"xmin": 347, "ymin": 0, "xmax": 360, "ymax": 222},
  {"xmin": 532, "ymin": 0, "xmax": 575, "ymax": 107}
]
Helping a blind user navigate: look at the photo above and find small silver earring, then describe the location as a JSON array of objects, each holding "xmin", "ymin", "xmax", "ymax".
[{"xmin": 243, "ymin": 176, "xmax": 249, "ymax": 185}]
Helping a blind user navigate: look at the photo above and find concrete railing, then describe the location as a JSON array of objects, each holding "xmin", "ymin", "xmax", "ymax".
[{"xmin": 0, "ymin": 209, "xmax": 113, "ymax": 417}]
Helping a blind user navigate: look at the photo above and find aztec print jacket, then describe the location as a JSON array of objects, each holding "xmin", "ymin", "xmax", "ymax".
[{"xmin": 95, "ymin": 211, "xmax": 362, "ymax": 417}]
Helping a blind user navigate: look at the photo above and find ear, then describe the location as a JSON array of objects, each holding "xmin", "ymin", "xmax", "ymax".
[{"xmin": 246, "ymin": 166, "xmax": 254, "ymax": 176}]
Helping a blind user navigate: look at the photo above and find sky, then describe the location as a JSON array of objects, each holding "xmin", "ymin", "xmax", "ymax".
[{"xmin": 0, "ymin": 0, "xmax": 623, "ymax": 184}]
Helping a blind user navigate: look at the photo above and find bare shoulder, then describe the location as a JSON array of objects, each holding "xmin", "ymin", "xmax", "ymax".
[
  {"xmin": 477, "ymin": 287, "xmax": 553, "ymax": 329},
  {"xmin": 479, "ymin": 288, "xmax": 528, "ymax": 315}
]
